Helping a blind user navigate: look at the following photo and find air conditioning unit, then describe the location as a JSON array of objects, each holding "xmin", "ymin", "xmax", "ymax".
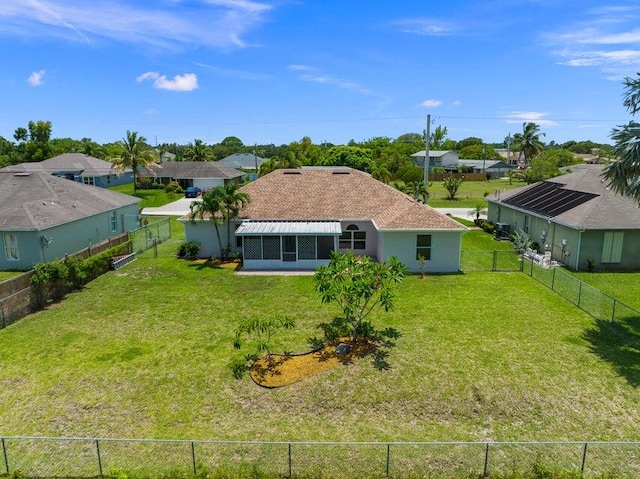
[{"xmin": 495, "ymin": 223, "xmax": 511, "ymax": 240}]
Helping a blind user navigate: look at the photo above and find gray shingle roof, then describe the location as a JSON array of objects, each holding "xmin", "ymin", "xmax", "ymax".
[
  {"xmin": 0, "ymin": 171, "xmax": 140, "ymax": 231},
  {"xmin": 494, "ymin": 164, "xmax": 640, "ymax": 229},
  {"xmin": 145, "ymin": 161, "xmax": 243, "ymax": 180},
  {"xmin": 237, "ymin": 168, "xmax": 465, "ymax": 230},
  {"xmin": 217, "ymin": 153, "xmax": 268, "ymax": 170},
  {"xmin": 2, "ymin": 153, "xmax": 129, "ymax": 175}
]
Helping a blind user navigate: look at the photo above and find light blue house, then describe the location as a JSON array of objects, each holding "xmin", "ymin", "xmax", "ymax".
[
  {"xmin": 2, "ymin": 153, "xmax": 133, "ymax": 187},
  {"xmin": 0, "ymin": 171, "xmax": 141, "ymax": 271}
]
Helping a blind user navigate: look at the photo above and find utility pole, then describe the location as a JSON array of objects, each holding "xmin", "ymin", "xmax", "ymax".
[{"xmin": 423, "ymin": 114, "xmax": 430, "ymax": 202}]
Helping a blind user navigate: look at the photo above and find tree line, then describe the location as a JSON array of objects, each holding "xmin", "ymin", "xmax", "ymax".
[{"xmin": 0, "ymin": 121, "xmax": 616, "ymax": 185}]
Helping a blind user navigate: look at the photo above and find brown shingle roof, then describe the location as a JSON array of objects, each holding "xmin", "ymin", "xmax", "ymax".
[{"xmin": 238, "ymin": 168, "xmax": 465, "ymax": 230}]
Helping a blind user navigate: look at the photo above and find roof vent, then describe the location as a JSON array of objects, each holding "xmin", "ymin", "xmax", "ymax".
[
  {"xmin": 13, "ymin": 172, "xmax": 30, "ymax": 177},
  {"xmin": 283, "ymin": 170, "xmax": 301, "ymax": 175},
  {"xmin": 332, "ymin": 170, "xmax": 350, "ymax": 175}
]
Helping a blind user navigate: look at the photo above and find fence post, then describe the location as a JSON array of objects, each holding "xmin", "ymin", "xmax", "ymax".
[
  {"xmin": 530, "ymin": 257, "xmax": 534, "ymax": 276},
  {"xmin": 386, "ymin": 443, "xmax": 391, "ymax": 478},
  {"xmin": 288, "ymin": 443, "xmax": 292, "ymax": 479},
  {"xmin": 0, "ymin": 299, "xmax": 5, "ymax": 330},
  {"xmin": 191, "ymin": 441, "xmax": 197, "ymax": 474},
  {"xmin": 492, "ymin": 250, "xmax": 497, "ymax": 272},
  {"xmin": 1, "ymin": 438, "xmax": 8, "ymax": 474},
  {"xmin": 580, "ymin": 442, "xmax": 588, "ymax": 477},
  {"xmin": 483, "ymin": 443, "xmax": 490, "ymax": 477},
  {"xmin": 612, "ymin": 300, "xmax": 617, "ymax": 322},
  {"xmin": 577, "ymin": 281, "xmax": 583, "ymax": 308},
  {"xmin": 95, "ymin": 439, "xmax": 103, "ymax": 476},
  {"xmin": 551, "ymin": 267, "xmax": 556, "ymax": 291}
]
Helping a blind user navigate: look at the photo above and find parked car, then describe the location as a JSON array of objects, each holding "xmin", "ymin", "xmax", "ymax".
[{"xmin": 184, "ymin": 186, "xmax": 201, "ymax": 198}]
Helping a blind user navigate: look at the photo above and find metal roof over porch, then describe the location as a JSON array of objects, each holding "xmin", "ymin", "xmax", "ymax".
[{"xmin": 236, "ymin": 221, "xmax": 342, "ymax": 235}]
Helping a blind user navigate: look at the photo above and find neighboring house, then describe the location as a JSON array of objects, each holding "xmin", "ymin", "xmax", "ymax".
[
  {"xmin": 487, "ymin": 164, "xmax": 640, "ymax": 271},
  {"xmin": 457, "ymin": 159, "xmax": 515, "ymax": 178},
  {"xmin": 142, "ymin": 162, "xmax": 243, "ymax": 191},
  {"xmin": 181, "ymin": 167, "xmax": 467, "ymax": 273},
  {"xmin": 411, "ymin": 150, "xmax": 459, "ymax": 170},
  {"xmin": 1, "ymin": 153, "xmax": 133, "ymax": 187},
  {"xmin": 0, "ymin": 171, "xmax": 141, "ymax": 271},
  {"xmin": 216, "ymin": 153, "xmax": 269, "ymax": 181}
]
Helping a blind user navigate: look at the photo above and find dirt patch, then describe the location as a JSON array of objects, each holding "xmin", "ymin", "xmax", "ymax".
[{"xmin": 250, "ymin": 340, "xmax": 374, "ymax": 388}]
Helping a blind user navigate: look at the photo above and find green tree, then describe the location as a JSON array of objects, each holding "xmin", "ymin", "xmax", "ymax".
[
  {"xmin": 467, "ymin": 203, "xmax": 488, "ymax": 224},
  {"xmin": 455, "ymin": 137, "xmax": 483, "ymax": 150},
  {"xmin": 512, "ymin": 122, "xmax": 545, "ymax": 167},
  {"xmin": 184, "ymin": 139, "xmax": 212, "ymax": 161},
  {"xmin": 320, "ymin": 145, "xmax": 373, "ymax": 172},
  {"xmin": 189, "ymin": 189, "xmax": 225, "ymax": 259},
  {"xmin": 430, "ymin": 125, "xmax": 455, "ymax": 150},
  {"xmin": 459, "ymin": 144, "xmax": 500, "ymax": 161},
  {"xmin": 219, "ymin": 183, "xmax": 250, "ymax": 257},
  {"xmin": 442, "ymin": 176, "xmax": 464, "ymax": 200},
  {"xmin": 233, "ymin": 315, "xmax": 296, "ymax": 368},
  {"xmin": 314, "ymin": 251, "xmax": 406, "ymax": 342},
  {"xmin": 110, "ymin": 131, "xmax": 158, "ymax": 193},
  {"xmin": 603, "ymin": 74, "xmax": 640, "ymax": 203}
]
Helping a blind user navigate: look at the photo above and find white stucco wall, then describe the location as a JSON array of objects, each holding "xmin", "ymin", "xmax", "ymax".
[{"xmin": 378, "ymin": 230, "xmax": 463, "ymax": 273}]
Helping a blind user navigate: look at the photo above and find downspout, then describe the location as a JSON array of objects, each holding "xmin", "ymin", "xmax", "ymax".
[{"xmin": 575, "ymin": 229, "xmax": 585, "ymax": 271}]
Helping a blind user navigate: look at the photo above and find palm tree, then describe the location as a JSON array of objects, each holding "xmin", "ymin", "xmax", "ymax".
[
  {"xmin": 512, "ymin": 122, "xmax": 545, "ymax": 167},
  {"xmin": 184, "ymin": 139, "xmax": 212, "ymax": 162},
  {"xmin": 219, "ymin": 183, "xmax": 250, "ymax": 256},
  {"xmin": 189, "ymin": 190, "xmax": 225, "ymax": 259},
  {"xmin": 603, "ymin": 74, "xmax": 640, "ymax": 203},
  {"xmin": 467, "ymin": 203, "xmax": 488, "ymax": 225},
  {"xmin": 111, "ymin": 130, "xmax": 158, "ymax": 193}
]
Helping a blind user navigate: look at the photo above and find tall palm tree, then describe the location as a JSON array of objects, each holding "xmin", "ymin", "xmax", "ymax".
[
  {"xmin": 512, "ymin": 122, "xmax": 545, "ymax": 167},
  {"xmin": 189, "ymin": 191, "xmax": 225, "ymax": 259},
  {"xmin": 184, "ymin": 139, "xmax": 212, "ymax": 162},
  {"xmin": 603, "ymin": 74, "xmax": 640, "ymax": 203},
  {"xmin": 219, "ymin": 183, "xmax": 250, "ymax": 256},
  {"xmin": 111, "ymin": 130, "xmax": 158, "ymax": 193}
]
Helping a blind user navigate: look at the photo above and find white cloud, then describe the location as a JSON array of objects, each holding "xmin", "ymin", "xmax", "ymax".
[
  {"xmin": 393, "ymin": 18, "xmax": 455, "ymax": 36},
  {"xmin": 421, "ymin": 99, "xmax": 442, "ymax": 108},
  {"xmin": 287, "ymin": 64, "xmax": 314, "ymax": 71},
  {"xmin": 504, "ymin": 111, "xmax": 557, "ymax": 126},
  {"xmin": 137, "ymin": 72, "xmax": 199, "ymax": 91},
  {"xmin": 0, "ymin": 0, "xmax": 273, "ymax": 51},
  {"xmin": 27, "ymin": 69, "xmax": 46, "ymax": 86},
  {"xmin": 452, "ymin": 99, "xmax": 461, "ymax": 106}
]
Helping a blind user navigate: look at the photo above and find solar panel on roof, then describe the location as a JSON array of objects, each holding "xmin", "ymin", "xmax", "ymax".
[{"xmin": 503, "ymin": 181, "xmax": 598, "ymax": 217}]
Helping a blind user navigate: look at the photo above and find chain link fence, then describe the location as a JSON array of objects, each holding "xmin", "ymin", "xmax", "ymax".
[
  {"xmin": 461, "ymin": 249, "xmax": 523, "ymax": 273},
  {"xmin": 1, "ymin": 437, "xmax": 639, "ymax": 478},
  {"xmin": 129, "ymin": 217, "xmax": 172, "ymax": 254},
  {"xmin": 522, "ymin": 258, "xmax": 640, "ymax": 322}
]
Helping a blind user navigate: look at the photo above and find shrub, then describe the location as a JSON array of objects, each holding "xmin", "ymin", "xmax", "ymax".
[
  {"xmin": 480, "ymin": 220, "xmax": 495, "ymax": 234},
  {"xmin": 177, "ymin": 241, "xmax": 201, "ymax": 258},
  {"xmin": 587, "ymin": 258, "xmax": 596, "ymax": 272},
  {"xmin": 164, "ymin": 181, "xmax": 183, "ymax": 194}
]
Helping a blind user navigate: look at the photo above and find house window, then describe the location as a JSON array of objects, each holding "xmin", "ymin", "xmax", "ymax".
[
  {"xmin": 524, "ymin": 215, "xmax": 530, "ymax": 234},
  {"xmin": 3, "ymin": 234, "xmax": 19, "ymax": 261},
  {"xmin": 416, "ymin": 235, "xmax": 432, "ymax": 260},
  {"xmin": 110, "ymin": 211, "xmax": 117, "ymax": 232},
  {"xmin": 262, "ymin": 236, "xmax": 281, "ymax": 260},
  {"xmin": 235, "ymin": 224, "xmax": 243, "ymax": 248},
  {"xmin": 298, "ymin": 236, "xmax": 316, "ymax": 260},
  {"xmin": 601, "ymin": 231, "xmax": 624, "ymax": 263},
  {"xmin": 83, "ymin": 177, "xmax": 95, "ymax": 185},
  {"xmin": 282, "ymin": 236, "xmax": 297, "ymax": 262},
  {"xmin": 339, "ymin": 224, "xmax": 366, "ymax": 250}
]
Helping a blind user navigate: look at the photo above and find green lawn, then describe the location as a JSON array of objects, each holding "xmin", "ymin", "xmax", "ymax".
[
  {"xmin": 0, "ymin": 233, "xmax": 638, "ymax": 445},
  {"xmin": 570, "ymin": 271, "xmax": 640, "ymax": 311},
  {"xmin": 110, "ymin": 184, "xmax": 183, "ymax": 208},
  {"xmin": 426, "ymin": 177, "xmax": 524, "ymax": 208}
]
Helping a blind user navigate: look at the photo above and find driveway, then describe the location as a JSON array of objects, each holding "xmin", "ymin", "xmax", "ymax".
[
  {"xmin": 141, "ymin": 197, "xmax": 200, "ymax": 216},
  {"xmin": 142, "ymin": 199, "xmax": 485, "ymax": 221}
]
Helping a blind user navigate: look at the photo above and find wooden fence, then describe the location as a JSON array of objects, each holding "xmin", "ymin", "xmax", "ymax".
[{"xmin": 0, "ymin": 233, "xmax": 129, "ymax": 329}]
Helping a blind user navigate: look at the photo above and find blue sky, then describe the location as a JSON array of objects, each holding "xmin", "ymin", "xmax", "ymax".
[{"xmin": 1, "ymin": 0, "xmax": 640, "ymax": 147}]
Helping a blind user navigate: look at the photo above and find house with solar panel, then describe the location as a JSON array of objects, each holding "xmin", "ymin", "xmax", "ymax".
[
  {"xmin": 487, "ymin": 164, "xmax": 640, "ymax": 271},
  {"xmin": 180, "ymin": 167, "xmax": 467, "ymax": 273}
]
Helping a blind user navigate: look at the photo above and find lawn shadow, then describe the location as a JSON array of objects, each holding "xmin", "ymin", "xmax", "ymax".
[
  {"xmin": 583, "ymin": 317, "xmax": 640, "ymax": 387},
  {"xmin": 185, "ymin": 259, "xmax": 241, "ymax": 271},
  {"xmin": 309, "ymin": 317, "xmax": 402, "ymax": 371}
]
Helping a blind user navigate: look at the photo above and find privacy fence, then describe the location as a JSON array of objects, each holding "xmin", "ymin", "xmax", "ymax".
[{"xmin": 1, "ymin": 437, "xmax": 639, "ymax": 479}]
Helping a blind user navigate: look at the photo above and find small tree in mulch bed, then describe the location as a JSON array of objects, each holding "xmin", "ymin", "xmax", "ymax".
[
  {"xmin": 314, "ymin": 251, "xmax": 407, "ymax": 342},
  {"xmin": 233, "ymin": 315, "xmax": 296, "ymax": 371}
]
